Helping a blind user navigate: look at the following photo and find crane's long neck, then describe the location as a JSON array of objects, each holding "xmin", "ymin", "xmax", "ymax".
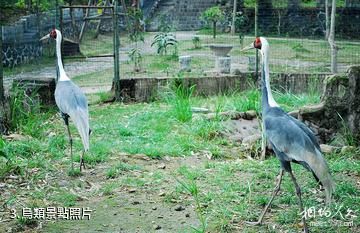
[
  {"xmin": 55, "ymin": 32, "xmax": 69, "ymax": 81},
  {"xmin": 261, "ymin": 44, "xmax": 278, "ymax": 113}
]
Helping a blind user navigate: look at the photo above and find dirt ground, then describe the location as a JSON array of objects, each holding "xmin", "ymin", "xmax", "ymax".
[{"xmin": 0, "ymin": 153, "xmax": 218, "ymax": 232}]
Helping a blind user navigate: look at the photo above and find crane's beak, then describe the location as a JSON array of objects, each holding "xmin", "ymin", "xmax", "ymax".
[
  {"xmin": 241, "ymin": 43, "xmax": 254, "ymax": 52},
  {"xmin": 40, "ymin": 34, "xmax": 50, "ymax": 41}
]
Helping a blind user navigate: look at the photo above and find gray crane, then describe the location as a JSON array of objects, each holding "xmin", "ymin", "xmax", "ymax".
[
  {"xmin": 241, "ymin": 37, "xmax": 335, "ymax": 233},
  {"xmin": 40, "ymin": 29, "xmax": 90, "ymax": 171}
]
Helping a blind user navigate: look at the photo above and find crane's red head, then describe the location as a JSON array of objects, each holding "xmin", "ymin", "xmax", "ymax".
[
  {"xmin": 50, "ymin": 29, "xmax": 57, "ymax": 39},
  {"xmin": 254, "ymin": 37, "xmax": 262, "ymax": 49}
]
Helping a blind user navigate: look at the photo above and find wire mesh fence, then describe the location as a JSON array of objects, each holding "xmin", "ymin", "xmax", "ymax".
[{"xmin": 2, "ymin": 2, "xmax": 360, "ymax": 94}]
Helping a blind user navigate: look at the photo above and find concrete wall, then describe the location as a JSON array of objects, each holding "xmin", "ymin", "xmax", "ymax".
[{"xmin": 119, "ymin": 72, "xmax": 329, "ymax": 102}]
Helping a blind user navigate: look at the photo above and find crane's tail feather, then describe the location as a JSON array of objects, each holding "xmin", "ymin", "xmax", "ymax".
[
  {"xmin": 69, "ymin": 107, "xmax": 90, "ymax": 151},
  {"xmin": 308, "ymin": 150, "xmax": 335, "ymax": 205}
]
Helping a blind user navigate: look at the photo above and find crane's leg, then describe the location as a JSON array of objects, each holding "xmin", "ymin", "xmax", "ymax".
[
  {"xmin": 289, "ymin": 171, "xmax": 309, "ymax": 233},
  {"xmin": 63, "ymin": 114, "xmax": 74, "ymax": 171},
  {"xmin": 246, "ymin": 169, "xmax": 284, "ymax": 225},
  {"xmin": 79, "ymin": 150, "xmax": 86, "ymax": 171}
]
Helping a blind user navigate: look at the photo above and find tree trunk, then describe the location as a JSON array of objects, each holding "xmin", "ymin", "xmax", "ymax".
[
  {"xmin": 328, "ymin": 0, "xmax": 337, "ymax": 73},
  {"xmin": 213, "ymin": 21, "xmax": 217, "ymax": 39},
  {"xmin": 0, "ymin": 27, "xmax": 9, "ymax": 134},
  {"xmin": 277, "ymin": 10, "xmax": 281, "ymax": 36},
  {"xmin": 231, "ymin": 0, "xmax": 237, "ymax": 35},
  {"xmin": 325, "ymin": 0, "xmax": 330, "ymax": 39}
]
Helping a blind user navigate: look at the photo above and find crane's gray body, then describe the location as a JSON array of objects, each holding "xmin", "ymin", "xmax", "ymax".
[
  {"xmin": 55, "ymin": 80, "xmax": 90, "ymax": 151},
  {"xmin": 261, "ymin": 68, "xmax": 335, "ymax": 203}
]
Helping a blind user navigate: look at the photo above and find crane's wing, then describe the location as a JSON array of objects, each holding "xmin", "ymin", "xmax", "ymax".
[
  {"xmin": 55, "ymin": 81, "xmax": 90, "ymax": 151},
  {"xmin": 287, "ymin": 114, "xmax": 321, "ymax": 151},
  {"xmin": 264, "ymin": 110, "xmax": 335, "ymax": 204}
]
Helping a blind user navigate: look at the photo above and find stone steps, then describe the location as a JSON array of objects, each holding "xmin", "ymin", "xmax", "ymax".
[{"xmin": 148, "ymin": 0, "xmax": 217, "ymax": 31}]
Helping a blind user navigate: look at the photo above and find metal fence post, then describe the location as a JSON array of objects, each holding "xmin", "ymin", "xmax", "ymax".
[
  {"xmin": 255, "ymin": 3, "xmax": 259, "ymax": 77},
  {"xmin": 56, "ymin": 0, "xmax": 60, "ymax": 28},
  {"xmin": 113, "ymin": 1, "xmax": 121, "ymax": 101}
]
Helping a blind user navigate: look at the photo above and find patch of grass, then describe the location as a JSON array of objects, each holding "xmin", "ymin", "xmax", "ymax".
[
  {"xmin": 101, "ymin": 182, "xmax": 119, "ymax": 196},
  {"xmin": 178, "ymin": 165, "xmax": 204, "ymax": 181},
  {"xmin": 106, "ymin": 162, "xmax": 141, "ymax": 179},
  {"xmin": 121, "ymin": 176, "xmax": 146, "ymax": 188},
  {"xmin": 67, "ymin": 168, "xmax": 82, "ymax": 177},
  {"xmin": 232, "ymin": 89, "xmax": 260, "ymax": 113},
  {"xmin": 165, "ymin": 77, "xmax": 196, "ymax": 122},
  {"xmin": 9, "ymin": 85, "xmax": 54, "ymax": 138},
  {"xmin": 177, "ymin": 178, "xmax": 207, "ymax": 233},
  {"xmin": 52, "ymin": 191, "xmax": 78, "ymax": 207},
  {"xmin": 273, "ymin": 88, "xmax": 321, "ymax": 112}
]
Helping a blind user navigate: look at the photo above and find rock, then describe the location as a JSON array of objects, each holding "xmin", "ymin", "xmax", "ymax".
[
  {"xmin": 244, "ymin": 110, "xmax": 257, "ymax": 120},
  {"xmin": 185, "ymin": 213, "xmax": 190, "ymax": 218},
  {"xmin": 215, "ymin": 56, "xmax": 231, "ymax": 74},
  {"xmin": 0, "ymin": 183, "xmax": 6, "ymax": 188},
  {"xmin": 242, "ymin": 133, "xmax": 261, "ymax": 145},
  {"xmin": 8, "ymin": 175, "xmax": 18, "ymax": 180},
  {"xmin": 153, "ymin": 224, "xmax": 161, "ymax": 230},
  {"xmin": 132, "ymin": 201, "xmax": 141, "ymax": 205},
  {"xmin": 58, "ymin": 180, "xmax": 70, "ymax": 187},
  {"xmin": 152, "ymin": 206, "xmax": 157, "ymax": 210},
  {"xmin": 341, "ymin": 146, "xmax": 355, "ymax": 154},
  {"xmin": 288, "ymin": 110, "xmax": 299, "ymax": 118},
  {"xmin": 233, "ymin": 68, "xmax": 241, "ymax": 75},
  {"xmin": 4, "ymin": 133, "xmax": 28, "ymax": 141},
  {"xmin": 174, "ymin": 205, "xmax": 185, "ymax": 211},
  {"xmin": 128, "ymin": 188, "xmax": 137, "ymax": 193},
  {"xmin": 320, "ymin": 144, "xmax": 336, "ymax": 154},
  {"xmin": 133, "ymin": 154, "xmax": 150, "ymax": 161},
  {"xmin": 158, "ymin": 191, "xmax": 166, "ymax": 197},
  {"xmin": 191, "ymin": 107, "xmax": 210, "ymax": 113},
  {"xmin": 157, "ymin": 164, "xmax": 166, "ymax": 169},
  {"xmin": 179, "ymin": 55, "xmax": 191, "ymax": 72}
]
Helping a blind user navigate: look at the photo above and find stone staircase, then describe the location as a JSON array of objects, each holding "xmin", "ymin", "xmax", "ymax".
[{"xmin": 146, "ymin": 0, "xmax": 217, "ymax": 31}]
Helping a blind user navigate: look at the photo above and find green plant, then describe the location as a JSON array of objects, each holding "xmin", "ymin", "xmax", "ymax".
[
  {"xmin": 106, "ymin": 162, "xmax": 140, "ymax": 179},
  {"xmin": 235, "ymin": 12, "xmax": 247, "ymax": 46},
  {"xmin": 201, "ymin": 6, "xmax": 225, "ymax": 39},
  {"xmin": 127, "ymin": 8, "xmax": 145, "ymax": 72},
  {"xmin": 166, "ymin": 77, "xmax": 195, "ymax": 122},
  {"xmin": 332, "ymin": 113, "xmax": 356, "ymax": 147},
  {"xmin": 151, "ymin": 32, "xmax": 178, "ymax": 55},
  {"xmin": 232, "ymin": 89, "xmax": 260, "ymax": 113},
  {"xmin": 128, "ymin": 48, "xmax": 143, "ymax": 72},
  {"xmin": 127, "ymin": 8, "xmax": 145, "ymax": 43},
  {"xmin": 9, "ymin": 85, "xmax": 48, "ymax": 138},
  {"xmin": 177, "ymin": 178, "xmax": 207, "ymax": 233},
  {"xmin": 192, "ymin": 36, "xmax": 201, "ymax": 49}
]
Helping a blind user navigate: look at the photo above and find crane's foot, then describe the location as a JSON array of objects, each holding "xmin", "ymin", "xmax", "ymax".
[
  {"xmin": 79, "ymin": 157, "xmax": 86, "ymax": 171},
  {"xmin": 303, "ymin": 227, "xmax": 309, "ymax": 233},
  {"xmin": 302, "ymin": 220, "xmax": 309, "ymax": 233}
]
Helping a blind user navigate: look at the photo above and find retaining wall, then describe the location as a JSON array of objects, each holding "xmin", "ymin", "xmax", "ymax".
[{"xmin": 119, "ymin": 72, "xmax": 329, "ymax": 102}]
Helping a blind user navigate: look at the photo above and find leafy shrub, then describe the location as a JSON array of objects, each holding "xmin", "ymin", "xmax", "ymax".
[
  {"xmin": 9, "ymin": 85, "xmax": 48, "ymax": 138},
  {"xmin": 151, "ymin": 32, "xmax": 178, "ymax": 55},
  {"xmin": 128, "ymin": 48, "xmax": 143, "ymax": 72},
  {"xmin": 201, "ymin": 6, "xmax": 225, "ymax": 38}
]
